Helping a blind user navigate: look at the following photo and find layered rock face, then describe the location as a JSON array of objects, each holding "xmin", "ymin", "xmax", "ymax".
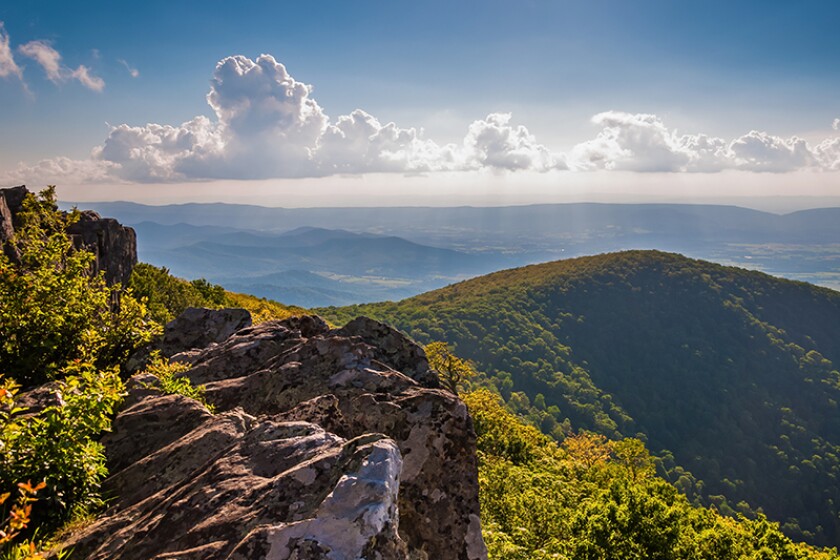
[
  {"xmin": 64, "ymin": 312, "xmax": 487, "ymax": 560},
  {"xmin": 0, "ymin": 186, "xmax": 136, "ymax": 286},
  {"xmin": 66, "ymin": 209, "xmax": 137, "ymax": 287}
]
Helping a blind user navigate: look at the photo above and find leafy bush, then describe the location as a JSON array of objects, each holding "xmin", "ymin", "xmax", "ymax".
[
  {"xmin": 463, "ymin": 389, "xmax": 554, "ymax": 465},
  {"xmin": 0, "ymin": 478, "xmax": 53, "ymax": 560},
  {"xmin": 129, "ymin": 263, "xmax": 226, "ymax": 325},
  {"xmin": 0, "ymin": 187, "xmax": 158, "ymax": 387},
  {"xmin": 222, "ymin": 291, "xmax": 306, "ymax": 324},
  {"xmin": 0, "ymin": 363, "xmax": 123, "ymax": 560},
  {"xmin": 0, "ymin": 365, "xmax": 125, "ymax": 530},
  {"xmin": 0, "ymin": 378, "xmax": 46, "ymax": 556},
  {"xmin": 424, "ymin": 341, "xmax": 476, "ymax": 395}
]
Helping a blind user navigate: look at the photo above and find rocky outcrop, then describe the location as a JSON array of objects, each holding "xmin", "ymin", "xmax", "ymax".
[
  {"xmin": 161, "ymin": 306, "xmax": 253, "ymax": 355},
  {"xmin": 66, "ymin": 209, "xmax": 137, "ymax": 287},
  {"xmin": 127, "ymin": 307, "xmax": 254, "ymax": 373},
  {"xmin": 0, "ymin": 186, "xmax": 136, "ymax": 286},
  {"xmin": 63, "ymin": 311, "xmax": 487, "ymax": 560}
]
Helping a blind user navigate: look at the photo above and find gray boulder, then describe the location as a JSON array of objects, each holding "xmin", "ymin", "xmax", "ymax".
[
  {"xmin": 161, "ymin": 306, "xmax": 253, "ymax": 356},
  {"xmin": 128, "ymin": 307, "xmax": 255, "ymax": 372}
]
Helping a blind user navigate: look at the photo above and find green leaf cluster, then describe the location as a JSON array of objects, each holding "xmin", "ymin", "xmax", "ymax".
[
  {"xmin": 424, "ymin": 341, "xmax": 477, "ymax": 395},
  {"xmin": 141, "ymin": 352, "xmax": 213, "ymax": 412},
  {"xmin": 0, "ymin": 365, "xmax": 124, "ymax": 542}
]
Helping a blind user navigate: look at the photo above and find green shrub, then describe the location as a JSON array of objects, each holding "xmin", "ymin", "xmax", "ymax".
[
  {"xmin": 142, "ymin": 353, "xmax": 213, "ymax": 412},
  {"xmin": 128, "ymin": 263, "xmax": 226, "ymax": 325},
  {"xmin": 0, "ymin": 187, "xmax": 158, "ymax": 387},
  {"xmin": 424, "ymin": 341, "xmax": 477, "ymax": 396},
  {"xmin": 0, "ymin": 364, "xmax": 124, "ymax": 542}
]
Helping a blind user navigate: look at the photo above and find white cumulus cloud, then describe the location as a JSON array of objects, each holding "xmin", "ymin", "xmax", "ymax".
[
  {"xmin": 91, "ymin": 54, "xmax": 563, "ymax": 181},
  {"xmin": 571, "ymin": 112, "xmax": 692, "ymax": 172},
  {"xmin": 728, "ymin": 131, "xmax": 814, "ymax": 172},
  {"xmin": 0, "ymin": 22, "xmax": 22, "ymax": 80},
  {"xmin": 569, "ymin": 111, "xmax": 837, "ymax": 173},
  {"xmin": 814, "ymin": 137, "xmax": 840, "ymax": 171},
  {"xmin": 676, "ymin": 133, "xmax": 732, "ymax": 172},
  {"xmin": 94, "ymin": 116, "xmax": 223, "ymax": 182},
  {"xmin": 317, "ymin": 109, "xmax": 456, "ymax": 174},
  {"xmin": 19, "ymin": 39, "xmax": 104, "ymax": 91},
  {"xmin": 833, "ymin": 118, "xmax": 840, "ymax": 131},
  {"xmin": 462, "ymin": 113, "xmax": 566, "ymax": 171},
  {"xmin": 204, "ymin": 54, "xmax": 328, "ymax": 178}
]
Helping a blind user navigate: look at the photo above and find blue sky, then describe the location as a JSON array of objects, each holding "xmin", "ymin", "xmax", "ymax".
[{"xmin": 1, "ymin": 1, "xmax": 840, "ymax": 207}]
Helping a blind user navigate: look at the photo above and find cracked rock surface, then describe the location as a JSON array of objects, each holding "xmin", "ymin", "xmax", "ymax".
[{"xmin": 62, "ymin": 312, "xmax": 487, "ymax": 560}]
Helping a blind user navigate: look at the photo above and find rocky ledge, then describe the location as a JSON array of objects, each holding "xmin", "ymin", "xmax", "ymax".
[
  {"xmin": 61, "ymin": 311, "xmax": 487, "ymax": 560},
  {"xmin": 0, "ymin": 185, "xmax": 136, "ymax": 286}
]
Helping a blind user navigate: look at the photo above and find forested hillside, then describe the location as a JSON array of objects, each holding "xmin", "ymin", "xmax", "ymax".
[
  {"xmin": 465, "ymin": 389, "xmax": 840, "ymax": 559},
  {"xmin": 321, "ymin": 250, "xmax": 840, "ymax": 546}
]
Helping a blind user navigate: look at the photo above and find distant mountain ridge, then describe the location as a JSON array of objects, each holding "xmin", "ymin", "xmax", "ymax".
[
  {"xmin": 58, "ymin": 200, "xmax": 840, "ymax": 308},
  {"xmin": 320, "ymin": 250, "xmax": 840, "ymax": 546},
  {"xmin": 125, "ymin": 223, "xmax": 520, "ymax": 306},
  {"xmin": 61, "ymin": 200, "xmax": 840, "ymax": 294},
  {"xmin": 62, "ymin": 201, "xmax": 840, "ymax": 243}
]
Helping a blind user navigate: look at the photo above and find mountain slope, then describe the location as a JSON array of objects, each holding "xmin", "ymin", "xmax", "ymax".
[{"xmin": 320, "ymin": 250, "xmax": 840, "ymax": 546}]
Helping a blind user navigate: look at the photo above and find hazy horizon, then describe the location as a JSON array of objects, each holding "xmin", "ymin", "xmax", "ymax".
[{"xmin": 55, "ymin": 189, "xmax": 840, "ymax": 215}]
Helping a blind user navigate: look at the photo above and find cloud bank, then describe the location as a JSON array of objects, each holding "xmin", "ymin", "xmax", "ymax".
[
  {"xmin": 84, "ymin": 54, "xmax": 562, "ymax": 182},
  {"xmin": 4, "ymin": 53, "xmax": 840, "ymax": 185},
  {"xmin": 570, "ymin": 111, "xmax": 840, "ymax": 173}
]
